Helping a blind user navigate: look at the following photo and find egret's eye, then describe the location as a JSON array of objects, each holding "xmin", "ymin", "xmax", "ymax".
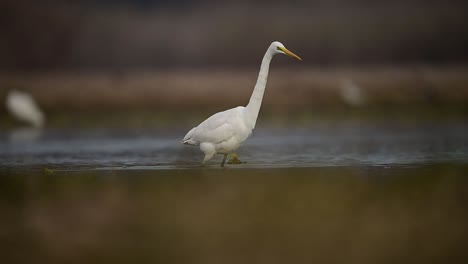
[{"xmin": 276, "ymin": 47, "xmax": 282, "ymax": 51}]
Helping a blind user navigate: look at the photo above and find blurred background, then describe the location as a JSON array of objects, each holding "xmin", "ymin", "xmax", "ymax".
[
  {"xmin": 0, "ymin": 0, "xmax": 467, "ymax": 125},
  {"xmin": 1, "ymin": 1, "xmax": 468, "ymax": 264}
]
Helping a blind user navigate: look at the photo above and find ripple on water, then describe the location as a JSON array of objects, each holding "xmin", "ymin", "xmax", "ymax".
[{"xmin": 0, "ymin": 121, "xmax": 467, "ymax": 170}]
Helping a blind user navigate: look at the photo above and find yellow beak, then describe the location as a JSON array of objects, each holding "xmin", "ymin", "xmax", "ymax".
[{"xmin": 279, "ymin": 47, "xmax": 302, "ymax": 61}]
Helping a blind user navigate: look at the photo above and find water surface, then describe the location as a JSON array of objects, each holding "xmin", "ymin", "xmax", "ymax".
[
  {"xmin": 1, "ymin": 120, "xmax": 468, "ymax": 263},
  {"xmin": 1, "ymin": 121, "xmax": 467, "ymax": 170}
]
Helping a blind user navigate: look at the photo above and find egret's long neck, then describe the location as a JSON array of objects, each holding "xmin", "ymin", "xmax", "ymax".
[{"xmin": 245, "ymin": 49, "xmax": 273, "ymax": 129}]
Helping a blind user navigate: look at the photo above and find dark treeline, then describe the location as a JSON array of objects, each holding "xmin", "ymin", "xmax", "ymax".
[{"xmin": 1, "ymin": 0, "xmax": 467, "ymax": 71}]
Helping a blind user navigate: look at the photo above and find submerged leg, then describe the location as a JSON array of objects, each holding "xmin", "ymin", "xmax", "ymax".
[
  {"xmin": 228, "ymin": 153, "xmax": 244, "ymax": 164},
  {"xmin": 221, "ymin": 154, "xmax": 228, "ymax": 167}
]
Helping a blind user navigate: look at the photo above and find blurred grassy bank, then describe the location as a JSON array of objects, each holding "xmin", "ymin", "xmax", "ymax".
[
  {"xmin": 1, "ymin": 66, "xmax": 467, "ymax": 128},
  {"xmin": 1, "ymin": 164, "xmax": 468, "ymax": 264}
]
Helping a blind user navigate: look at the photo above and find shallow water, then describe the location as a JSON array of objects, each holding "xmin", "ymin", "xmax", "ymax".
[
  {"xmin": 1, "ymin": 120, "xmax": 468, "ymax": 263},
  {"xmin": 1, "ymin": 121, "xmax": 467, "ymax": 170},
  {"xmin": 1, "ymin": 165, "xmax": 467, "ymax": 264}
]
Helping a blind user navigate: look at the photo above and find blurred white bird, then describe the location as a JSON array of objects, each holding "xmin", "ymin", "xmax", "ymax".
[
  {"xmin": 339, "ymin": 78, "xmax": 366, "ymax": 107},
  {"xmin": 6, "ymin": 89, "xmax": 45, "ymax": 128},
  {"xmin": 182, "ymin": 41, "xmax": 302, "ymax": 167}
]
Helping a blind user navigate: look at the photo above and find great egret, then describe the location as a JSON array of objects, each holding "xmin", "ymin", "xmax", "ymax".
[
  {"xmin": 182, "ymin": 41, "xmax": 302, "ymax": 167},
  {"xmin": 6, "ymin": 89, "xmax": 45, "ymax": 128}
]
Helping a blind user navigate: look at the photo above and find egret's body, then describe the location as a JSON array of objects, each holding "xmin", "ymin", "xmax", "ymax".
[
  {"xmin": 183, "ymin": 106, "xmax": 253, "ymax": 164},
  {"xmin": 182, "ymin": 41, "xmax": 301, "ymax": 166},
  {"xmin": 6, "ymin": 89, "xmax": 45, "ymax": 128}
]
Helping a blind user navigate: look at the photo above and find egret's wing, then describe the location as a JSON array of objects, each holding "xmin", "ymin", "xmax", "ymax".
[
  {"xmin": 194, "ymin": 122, "xmax": 236, "ymax": 144},
  {"xmin": 184, "ymin": 107, "xmax": 241, "ymax": 144},
  {"xmin": 182, "ymin": 123, "xmax": 234, "ymax": 146}
]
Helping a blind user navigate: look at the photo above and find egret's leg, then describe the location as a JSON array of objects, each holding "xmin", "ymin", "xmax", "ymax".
[
  {"xmin": 200, "ymin": 143, "xmax": 216, "ymax": 166},
  {"xmin": 221, "ymin": 154, "xmax": 228, "ymax": 167},
  {"xmin": 202, "ymin": 152, "xmax": 216, "ymax": 166},
  {"xmin": 228, "ymin": 153, "xmax": 244, "ymax": 164}
]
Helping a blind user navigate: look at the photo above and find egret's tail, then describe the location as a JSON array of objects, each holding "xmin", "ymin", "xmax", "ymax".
[
  {"xmin": 182, "ymin": 127, "xmax": 199, "ymax": 145},
  {"xmin": 182, "ymin": 139, "xmax": 199, "ymax": 145}
]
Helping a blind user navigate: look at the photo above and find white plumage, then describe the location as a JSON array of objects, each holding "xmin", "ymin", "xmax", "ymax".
[
  {"xmin": 6, "ymin": 89, "xmax": 45, "ymax": 128},
  {"xmin": 182, "ymin": 41, "xmax": 302, "ymax": 166}
]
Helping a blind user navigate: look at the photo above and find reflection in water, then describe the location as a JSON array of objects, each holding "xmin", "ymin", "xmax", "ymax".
[{"xmin": 8, "ymin": 127, "xmax": 43, "ymax": 143}]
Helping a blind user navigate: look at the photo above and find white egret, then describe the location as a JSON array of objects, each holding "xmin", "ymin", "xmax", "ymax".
[
  {"xmin": 6, "ymin": 89, "xmax": 45, "ymax": 128},
  {"xmin": 182, "ymin": 41, "xmax": 302, "ymax": 167},
  {"xmin": 339, "ymin": 78, "xmax": 366, "ymax": 107}
]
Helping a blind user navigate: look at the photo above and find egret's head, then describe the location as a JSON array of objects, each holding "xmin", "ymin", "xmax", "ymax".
[{"xmin": 271, "ymin": 41, "xmax": 302, "ymax": 61}]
